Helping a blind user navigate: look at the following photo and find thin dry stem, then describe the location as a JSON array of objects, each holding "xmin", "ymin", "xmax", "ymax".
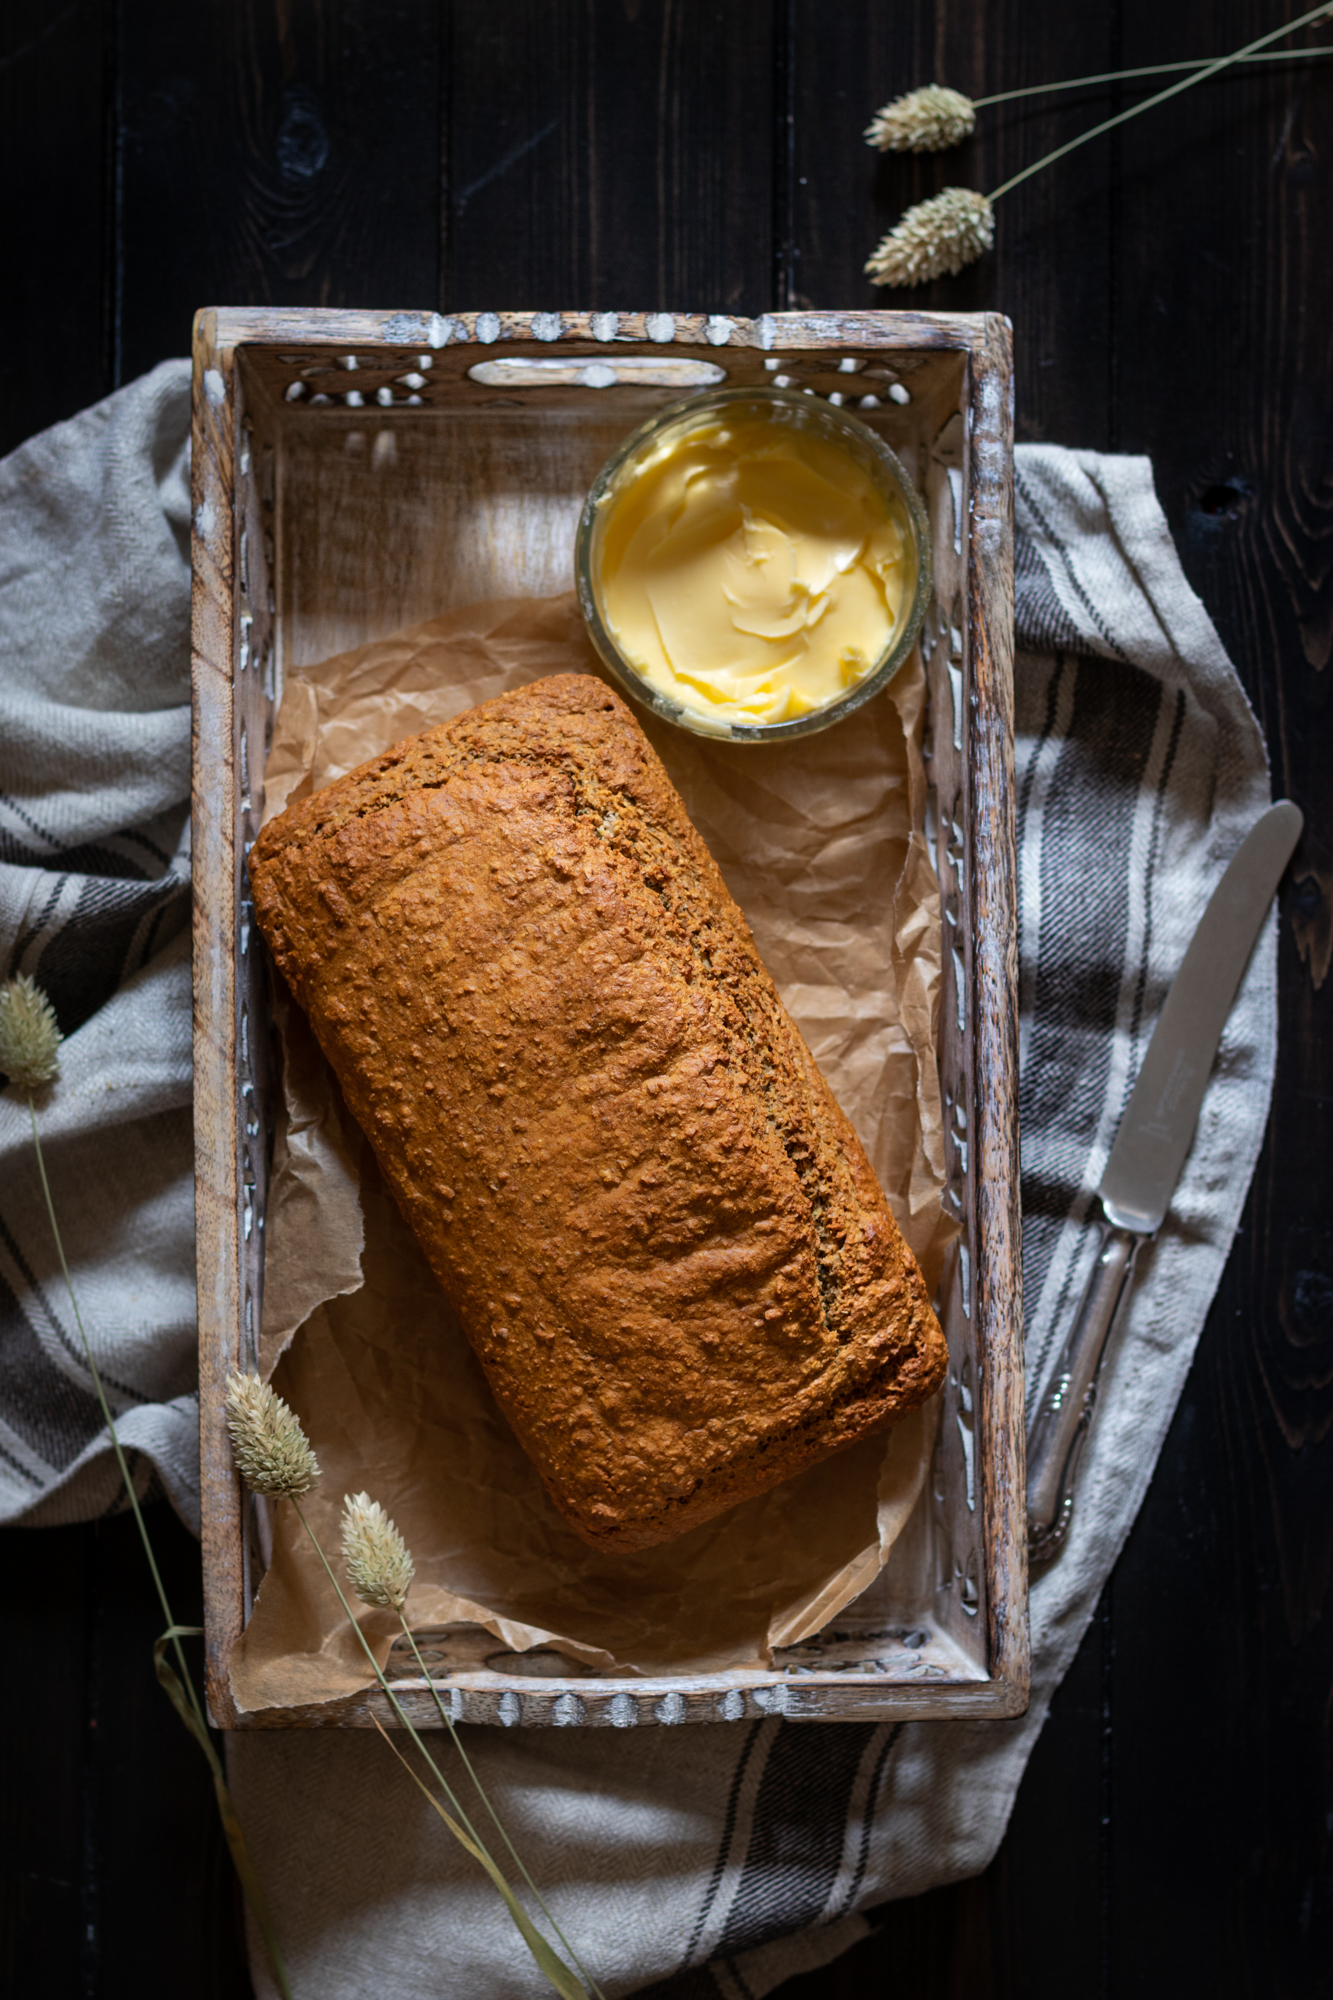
[
  {"xmin": 394, "ymin": 1615, "xmax": 606, "ymax": 2000},
  {"xmin": 290, "ymin": 1500, "xmax": 596, "ymax": 1998},
  {"xmin": 17, "ymin": 1021, "xmax": 294, "ymax": 2000}
]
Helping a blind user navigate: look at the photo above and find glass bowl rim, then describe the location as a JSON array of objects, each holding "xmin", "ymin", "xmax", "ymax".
[{"xmin": 573, "ymin": 384, "xmax": 934, "ymax": 744}]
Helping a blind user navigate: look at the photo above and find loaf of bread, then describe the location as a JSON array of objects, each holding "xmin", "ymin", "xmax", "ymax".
[{"xmin": 249, "ymin": 674, "xmax": 946, "ymax": 1551}]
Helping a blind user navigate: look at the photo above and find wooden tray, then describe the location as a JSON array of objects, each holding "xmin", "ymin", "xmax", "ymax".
[{"xmin": 192, "ymin": 305, "xmax": 1024, "ymax": 1729}]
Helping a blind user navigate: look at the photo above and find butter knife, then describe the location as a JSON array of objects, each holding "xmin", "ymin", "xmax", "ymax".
[{"xmin": 1026, "ymin": 798, "xmax": 1304, "ymax": 1566}]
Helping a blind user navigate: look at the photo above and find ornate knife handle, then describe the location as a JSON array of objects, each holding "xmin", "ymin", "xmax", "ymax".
[{"xmin": 1026, "ymin": 1223, "xmax": 1145, "ymax": 1566}]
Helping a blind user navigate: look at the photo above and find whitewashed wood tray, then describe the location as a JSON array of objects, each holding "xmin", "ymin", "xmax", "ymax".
[{"xmin": 191, "ymin": 305, "xmax": 1025, "ymax": 1729}]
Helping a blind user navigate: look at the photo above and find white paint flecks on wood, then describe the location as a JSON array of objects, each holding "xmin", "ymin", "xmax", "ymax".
[
  {"xmin": 466, "ymin": 355, "xmax": 725, "ymax": 392},
  {"xmin": 191, "ymin": 306, "xmax": 1022, "ymax": 1732}
]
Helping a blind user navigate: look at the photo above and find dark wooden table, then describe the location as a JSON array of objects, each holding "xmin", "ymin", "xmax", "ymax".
[{"xmin": 3, "ymin": 4, "xmax": 1329, "ymax": 1993}]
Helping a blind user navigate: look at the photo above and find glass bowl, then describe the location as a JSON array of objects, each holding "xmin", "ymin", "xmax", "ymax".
[{"xmin": 574, "ymin": 386, "xmax": 932, "ymax": 742}]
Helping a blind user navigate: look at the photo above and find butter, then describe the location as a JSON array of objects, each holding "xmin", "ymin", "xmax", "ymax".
[{"xmin": 594, "ymin": 408, "xmax": 914, "ymax": 728}]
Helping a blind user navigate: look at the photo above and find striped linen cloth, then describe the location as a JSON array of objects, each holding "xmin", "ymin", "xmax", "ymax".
[
  {"xmin": 0, "ymin": 362, "xmax": 198, "ymax": 1528},
  {"xmin": 0, "ymin": 372, "xmax": 1273, "ymax": 1997}
]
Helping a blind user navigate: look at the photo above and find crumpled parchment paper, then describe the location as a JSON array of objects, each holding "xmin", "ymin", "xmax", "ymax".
[{"xmin": 230, "ymin": 592, "xmax": 947, "ymax": 1709}]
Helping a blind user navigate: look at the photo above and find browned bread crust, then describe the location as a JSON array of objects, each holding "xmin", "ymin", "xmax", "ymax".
[{"xmin": 248, "ymin": 674, "xmax": 946, "ymax": 1551}]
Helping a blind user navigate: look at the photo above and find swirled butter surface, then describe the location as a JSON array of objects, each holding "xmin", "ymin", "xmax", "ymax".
[{"xmin": 595, "ymin": 409, "xmax": 914, "ymax": 727}]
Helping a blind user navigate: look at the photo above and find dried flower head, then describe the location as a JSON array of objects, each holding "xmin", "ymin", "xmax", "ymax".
[
  {"xmin": 865, "ymin": 188, "xmax": 995, "ymax": 288},
  {"xmin": 341, "ymin": 1492, "xmax": 415, "ymax": 1611},
  {"xmin": 224, "ymin": 1371, "xmax": 320, "ymax": 1498},
  {"xmin": 865, "ymin": 85, "xmax": 977, "ymax": 153},
  {"xmin": 0, "ymin": 975, "xmax": 62, "ymax": 1090}
]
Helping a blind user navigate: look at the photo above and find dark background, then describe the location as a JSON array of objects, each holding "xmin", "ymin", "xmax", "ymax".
[{"xmin": 2, "ymin": 2, "xmax": 1330, "ymax": 1994}]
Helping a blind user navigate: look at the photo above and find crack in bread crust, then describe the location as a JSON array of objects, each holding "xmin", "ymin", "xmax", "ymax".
[{"xmin": 249, "ymin": 673, "xmax": 946, "ymax": 1551}]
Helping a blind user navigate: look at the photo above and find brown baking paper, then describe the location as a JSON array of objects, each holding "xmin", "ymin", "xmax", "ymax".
[{"xmin": 231, "ymin": 593, "xmax": 948, "ymax": 1710}]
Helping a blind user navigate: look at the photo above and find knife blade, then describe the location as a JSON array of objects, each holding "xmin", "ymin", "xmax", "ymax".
[{"xmin": 1026, "ymin": 798, "xmax": 1303, "ymax": 1564}]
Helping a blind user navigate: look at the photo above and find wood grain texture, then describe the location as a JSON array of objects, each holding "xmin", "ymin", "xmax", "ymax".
[
  {"xmin": 191, "ymin": 310, "xmax": 247, "ymax": 1731},
  {"xmin": 0, "ymin": 1512, "xmax": 250, "ymax": 1995},
  {"xmin": 0, "ymin": 0, "xmax": 110, "ymax": 454},
  {"xmin": 0, "ymin": 1518, "xmax": 90, "ymax": 1991},
  {"xmin": 444, "ymin": 0, "xmax": 775, "ymax": 312},
  {"xmin": 1103, "ymin": 12, "xmax": 1333, "ymax": 1991},
  {"xmin": 116, "ymin": 0, "xmax": 442, "ymax": 383},
  {"xmin": 964, "ymin": 313, "xmax": 1026, "ymax": 1701},
  {"xmin": 788, "ymin": 0, "xmax": 1121, "ymax": 448}
]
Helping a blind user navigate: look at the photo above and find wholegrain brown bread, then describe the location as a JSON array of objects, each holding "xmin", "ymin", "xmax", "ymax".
[{"xmin": 248, "ymin": 674, "xmax": 946, "ymax": 1551}]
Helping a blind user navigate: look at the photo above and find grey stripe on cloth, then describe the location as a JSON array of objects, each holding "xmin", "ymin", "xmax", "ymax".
[{"xmin": 0, "ymin": 378, "xmax": 1274, "ymax": 1998}]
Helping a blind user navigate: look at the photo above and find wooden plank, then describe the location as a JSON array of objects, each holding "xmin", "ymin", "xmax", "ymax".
[
  {"xmin": 0, "ymin": 1523, "xmax": 90, "ymax": 1990},
  {"xmin": 964, "ymin": 314, "xmax": 1026, "ymax": 1708},
  {"xmin": 0, "ymin": 1514, "xmax": 251, "ymax": 1996},
  {"xmin": 1111, "ymin": 1205, "xmax": 1333, "ymax": 1991},
  {"xmin": 90, "ymin": 1510, "xmax": 252, "ymax": 1996},
  {"xmin": 192, "ymin": 309, "xmax": 245, "ymax": 1731},
  {"xmin": 444, "ymin": 0, "xmax": 775, "ymax": 313},
  {"xmin": 115, "ymin": 0, "xmax": 442, "ymax": 383},
  {"xmin": 788, "ymin": 0, "xmax": 1119, "ymax": 448},
  {"xmin": 0, "ymin": 0, "xmax": 109, "ymax": 452},
  {"xmin": 988, "ymin": 1596, "xmax": 1109, "ymax": 1996},
  {"xmin": 1105, "ymin": 3, "xmax": 1333, "ymax": 1989}
]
